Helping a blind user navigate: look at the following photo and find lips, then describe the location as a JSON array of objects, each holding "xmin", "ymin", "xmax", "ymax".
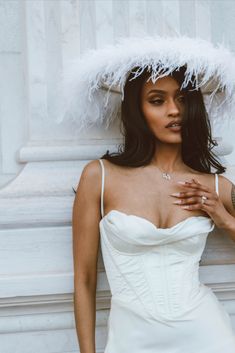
[{"xmin": 165, "ymin": 120, "xmax": 182, "ymax": 128}]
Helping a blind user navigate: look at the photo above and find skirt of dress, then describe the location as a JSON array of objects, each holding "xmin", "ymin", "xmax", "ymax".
[{"xmin": 104, "ymin": 291, "xmax": 235, "ymax": 353}]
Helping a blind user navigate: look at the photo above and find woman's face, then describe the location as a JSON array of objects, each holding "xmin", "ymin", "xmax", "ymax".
[{"xmin": 140, "ymin": 75, "xmax": 185, "ymax": 144}]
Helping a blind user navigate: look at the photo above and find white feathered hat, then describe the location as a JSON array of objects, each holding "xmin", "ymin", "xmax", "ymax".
[{"xmin": 57, "ymin": 35, "xmax": 235, "ymax": 133}]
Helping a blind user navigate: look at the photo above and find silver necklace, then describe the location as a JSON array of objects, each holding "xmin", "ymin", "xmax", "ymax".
[{"xmin": 156, "ymin": 166, "xmax": 172, "ymax": 181}]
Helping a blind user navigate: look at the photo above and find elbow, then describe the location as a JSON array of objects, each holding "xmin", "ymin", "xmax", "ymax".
[{"xmin": 74, "ymin": 273, "xmax": 97, "ymax": 292}]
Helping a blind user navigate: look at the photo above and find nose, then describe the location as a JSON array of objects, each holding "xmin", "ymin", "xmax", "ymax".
[{"xmin": 167, "ymin": 98, "xmax": 180, "ymax": 116}]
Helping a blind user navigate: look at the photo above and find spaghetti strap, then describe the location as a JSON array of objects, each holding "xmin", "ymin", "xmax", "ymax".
[
  {"xmin": 98, "ymin": 159, "xmax": 105, "ymax": 218},
  {"xmin": 214, "ymin": 173, "xmax": 219, "ymax": 196}
]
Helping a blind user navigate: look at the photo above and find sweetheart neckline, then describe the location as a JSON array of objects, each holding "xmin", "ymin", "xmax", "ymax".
[{"xmin": 100, "ymin": 209, "xmax": 212, "ymax": 231}]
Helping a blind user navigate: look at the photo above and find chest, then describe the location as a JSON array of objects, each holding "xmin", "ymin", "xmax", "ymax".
[{"xmin": 104, "ymin": 174, "xmax": 207, "ymax": 228}]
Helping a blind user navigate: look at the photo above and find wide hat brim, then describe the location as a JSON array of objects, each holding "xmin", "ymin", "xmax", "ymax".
[{"xmin": 56, "ymin": 35, "xmax": 235, "ymax": 132}]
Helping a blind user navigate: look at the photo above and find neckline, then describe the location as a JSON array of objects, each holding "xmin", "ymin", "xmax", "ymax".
[{"xmin": 100, "ymin": 209, "xmax": 212, "ymax": 231}]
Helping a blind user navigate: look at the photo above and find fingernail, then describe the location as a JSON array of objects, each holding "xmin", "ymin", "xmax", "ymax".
[
  {"xmin": 171, "ymin": 192, "xmax": 180, "ymax": 196},
  {"xmin": 177, "ymin": 181, "xmax": 186, "ymax": 185},
  {"xmin": 173, "ymin": 200, "xmax": 181, "ymax": 204},
  {"xmin": 181, "ymin": 206, "xmax": 189, "ymax": 209}
]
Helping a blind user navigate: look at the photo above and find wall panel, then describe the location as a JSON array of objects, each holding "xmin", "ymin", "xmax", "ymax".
[{"xmin": 1, "ymin": 1, "xmax": 235, "ymax": 352}]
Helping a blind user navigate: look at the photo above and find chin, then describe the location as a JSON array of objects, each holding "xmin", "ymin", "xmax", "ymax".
[{"xmin": 155, "ymin": 135, "xmax": 182, "ymax": 144}]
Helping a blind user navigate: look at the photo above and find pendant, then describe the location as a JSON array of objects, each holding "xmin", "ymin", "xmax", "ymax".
[{"xmin": 162, "ymin": 172, "xmax": 171, "ymax": 180}]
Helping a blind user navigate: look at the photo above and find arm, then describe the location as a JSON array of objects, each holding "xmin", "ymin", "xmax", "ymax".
[
  {"xmin": 217, "ymin": 175, "xmax": 235, "ymax": 240},
  {"xmin": 72, "ymin": 160, "xmax": 101, "ymax": 353}
]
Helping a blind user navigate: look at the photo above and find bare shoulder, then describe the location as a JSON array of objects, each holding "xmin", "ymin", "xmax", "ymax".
[
  {"xmin": 76, "ymin": 159, "xmax": 102, "ymax": 196},
  {"xmin": 80, "ymin": 159, "xmax": 102, "ymax": 180},
  {"xmin": 73, "ymin": 159, "xmax": 103, "ymax": 222},
  {"xmin": 185, "ymin": 168, "xmax": 228, "ymax": 195},
  {"xmin": 78, "ymin": 158, "xmax": 126, "ymax": 188},
  {"xmin": 189, "ymin": 171, "xmax": 235, "ymax": 215},
  {"xmin": 217, "ymin": 174, "xmax": 235, "ymax": 214},
  {"xmin": 196, "ymin": 173, "xmax": 235, "ymax": 217},
  {"xmin": 196, "ymin": 172, "xmax": 233, "ymax": 195}
]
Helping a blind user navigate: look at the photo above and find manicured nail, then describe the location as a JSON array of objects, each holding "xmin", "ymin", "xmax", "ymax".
[
  {"xmin": 181, "ymin": 205, "xmax": 189, "ymax": 209},
  {"xmin": 173, "ymin": 200, "xmax": 181, "ymax": 204},
  {"xmin": 171, "ymin": 192, "xmax": 180, "ymax": 196},
  {"xmin": 177, "ymin": 181, "xmax": 186, "ymax": 185}
]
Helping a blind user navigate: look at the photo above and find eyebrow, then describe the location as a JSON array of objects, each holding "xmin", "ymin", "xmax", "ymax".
[{"xmin": 147, "ymin": 88, "xmax": 181, "ymax": 95}]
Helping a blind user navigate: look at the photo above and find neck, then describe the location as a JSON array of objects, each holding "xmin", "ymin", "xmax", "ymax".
[{"xmin": 151, "ymin": 142, "xmax": 184, "ymax": 172}]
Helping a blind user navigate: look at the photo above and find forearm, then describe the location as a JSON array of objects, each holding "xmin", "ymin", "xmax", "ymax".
[
  {"xmin": 74, "ymin": 283, "xmax": 97, "ymax": 353},
  {"xmin": 221, "ymin": 214, "xmax": 235, "ymax": 241}
]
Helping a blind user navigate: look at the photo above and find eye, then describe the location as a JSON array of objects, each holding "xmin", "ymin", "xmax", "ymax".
[
  {"xmin": 149, "ymin": 99, "xmax": 164, "ymax": 105},
  {"xmin": 177, "ymin": 95, "xmax": 185, "ymax": 103}
]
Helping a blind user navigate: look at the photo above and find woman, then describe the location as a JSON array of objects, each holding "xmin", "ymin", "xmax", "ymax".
[{"xmin": 70, "ymin": 37, "xmax": 235, "ymax": 352}]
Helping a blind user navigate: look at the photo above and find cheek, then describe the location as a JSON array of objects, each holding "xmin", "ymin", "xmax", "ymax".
[{"xmin": 141, "ymin": 103, "xmax": 164, "ymax": 128}]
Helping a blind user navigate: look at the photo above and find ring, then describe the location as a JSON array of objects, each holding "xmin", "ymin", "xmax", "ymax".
[{"xmin": 201, "ymin": 195, "xmax": 207, "ymax": 204}]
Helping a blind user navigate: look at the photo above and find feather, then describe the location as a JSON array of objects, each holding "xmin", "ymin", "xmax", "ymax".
[{"xmin": 55, "ymin": 35, "xmax": 235, "ymax": 133}]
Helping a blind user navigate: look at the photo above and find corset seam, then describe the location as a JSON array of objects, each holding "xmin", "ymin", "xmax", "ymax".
[
  {"xmin": 140, "ymin": 253, "xmax": 160, "ymax": 317},
  {"xmin": 163, "ymin": 245, "xmax": 171, "ymax": 315},
  {"xmin": 101, "ymin": 229, "xmax": 157, "ymax": 319}
]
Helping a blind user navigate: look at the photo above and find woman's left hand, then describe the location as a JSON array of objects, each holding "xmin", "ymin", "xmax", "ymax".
[{"xmin": 171, "ymin": 178, "xmax": 231, "ymax": 229}]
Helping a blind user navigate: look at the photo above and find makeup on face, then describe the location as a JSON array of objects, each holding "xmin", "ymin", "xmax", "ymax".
[
  {"xmin": 147, "ymin": 89, "xmax": 185, "ymax": 116},
  {"xmin": 141, "ymin": 76, "xmax": 185, "ymax": 142}
]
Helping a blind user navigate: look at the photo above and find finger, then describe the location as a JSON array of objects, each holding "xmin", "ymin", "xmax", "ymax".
[
  {"xmin": 180, "ymin": 189, "xmax": 218, "ymax": 201},
  {"xmin": 171, "ymin": 190, "xmax": 210, "ymax": 198},
  {"xmin": 180, "ymin": 197, "xmax": 215, "ymax": 206},
  {"xmin": 180, "ymin": 199, "xmax": 214, "ymax": 210},
  {"xmin": 192, "ymin": 178, "xmax": 200, "ymax": 184},
  {"xmin": 173, "ymin": 197, "xmax": 204, "ymax": 205},
  {"xmin": 177, "ymin": 181, "xmax": 210, "ymax": 193}
]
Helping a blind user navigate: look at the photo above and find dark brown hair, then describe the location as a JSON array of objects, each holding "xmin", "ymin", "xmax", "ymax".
[{"xmin": 100, "ymin": 66, "xmax": 225, "ymax": 174}]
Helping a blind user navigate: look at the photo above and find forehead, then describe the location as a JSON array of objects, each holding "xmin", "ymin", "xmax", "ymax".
[{"xmin": 142, "ymin": 75, "xmax": 180, "ymax": 94}]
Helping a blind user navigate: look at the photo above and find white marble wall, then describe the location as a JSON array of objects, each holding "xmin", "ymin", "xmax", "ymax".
[
  {"xmin": 0, "ymin": 0, "xmax": 27, "ymax": 187},
  {"xmin": 1, "ymin": 0, "xmax": 235, "ymax": 187},
  {"xmin": 1, "ymin": 1, "xmax": 235, "ymax": 353}
]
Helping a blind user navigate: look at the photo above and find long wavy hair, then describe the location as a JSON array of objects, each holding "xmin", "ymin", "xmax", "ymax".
[{"xmin": 100, "ymin": 66, "xmax": 225, "ymax": 174}]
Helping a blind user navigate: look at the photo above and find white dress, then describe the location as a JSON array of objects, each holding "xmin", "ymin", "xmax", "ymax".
[{"xmin": 98, "ymin": 159, "xmax": 235, "ymax": 353}]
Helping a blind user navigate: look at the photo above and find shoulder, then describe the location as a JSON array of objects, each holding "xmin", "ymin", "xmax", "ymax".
[
  {"xmin": 188, "ymin": 170, "xmax": 231, "ymax": 197},
  {"xmin": 215, "ymin": 173, "xmax": 234, "ymax": 200},
  {"xmin": 83, "ymin": 158, "xmax": 104, "ymax": 175},
  {"xmin": 200, "ymin": 172, "xmax": 233, "ymax": 196},
  {"xmin": 217, "ymin": 174, "xmax": 235, "ymax": 214},
  {"xmin": 217, "ymin": 174, "xmax": 233, "ymax": 191},
  {"xmin": 76, "ymin": 159, "xmax": 103, "ymax": 198},
  {"xmin": 193, "ymin": 172, "xmax": 235, "ymax": 215},
  {"xmin": 80, "ymin": 159, "xmax": 101, "ymax": 180},
  {"xmin": 81, "ymin": 158, "xmax": 116, "ymax": 175},
  {"xmin": 81, "ymin": 158, "xmax": 120, "ymax": 179}
]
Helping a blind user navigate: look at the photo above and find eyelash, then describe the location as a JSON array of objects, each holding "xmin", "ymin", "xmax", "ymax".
[{"xmin": 150, "ymin": 96, "xmax": 185, "ymax": 105}]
